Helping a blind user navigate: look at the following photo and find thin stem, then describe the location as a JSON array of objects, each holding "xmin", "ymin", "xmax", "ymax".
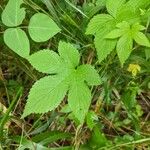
[{"xmin": 0, "ymin": 87, "xmax": 23, "ymax": 139}]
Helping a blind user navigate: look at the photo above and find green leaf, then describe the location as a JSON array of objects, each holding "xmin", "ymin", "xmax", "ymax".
[
  {"xmin": 86, "ymin": 14, "xmax": 117, "ymax": 62},
  {"xmin": 106, "ymin": 0, "xmax": 126, "ymax": 18},
  {"xmin": 86, "ymin": 14, "xmax": 114, "ymax": 35},
  {"xmin": 116, "ymin": 5, "xmax": 140, "ymax": 24},
  {"xmin": 32, "ymin": 131, "xmax": 72, "ymax": 145},
  {"xmin": 86, "ymin": 111, "xmax": 98, "ymax": 130},
  {"xmin": 77, "ymin": 64, "xmax": 101, "ymax": 86},
  {"xmin": 126, "ymin": 0, "xmax": 150, "ymax": 11},
  {"xmin": 133, "ymin": 32, "xmax": 150, "ymax": 47},
  {"xmin": 117, "ymin": 34, "xmax": 133, "ymax": 66},
  {"xmin": 22, "ymin": 41, "xmax": 101, "ymax": 122},
  {"xmin": 95, "ymin": 33, "xmax": 117, "ymax": 62},
  {"xmin": 22, "ymin": 75, "xmax": 69, "ymax": 118},
  {"xmin": 68, "ymin": 78, "xmax": 91, "ymax": 123},
  {"xmin": 1, "ymin": 0, "xmax": 26, "ymax": 27},
  {"xmin": 58, "ymin": 41, "xmax": 80, "ymax": 68},
  {"xmin": 105, "ymin": 29, "xmax": 123, "ymax": 39},
  {"xmin": 28, "ymin": 50, "xmax": 61, "ymax": 74},
  {"xmin": 28, "ymin": 13, "xmax": 61, "ymax": 42},
  {"xmin": 4, "ymin": 28, "xmax": 30, "ymax": 58},
  {"xmin": 145, "ymin": 47, "xmax": 150, "ymax": 60}
]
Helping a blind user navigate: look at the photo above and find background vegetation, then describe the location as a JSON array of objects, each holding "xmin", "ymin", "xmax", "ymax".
[{"xmin": 0, "ymin": 0, "xmax": 150, "ymax": 149}]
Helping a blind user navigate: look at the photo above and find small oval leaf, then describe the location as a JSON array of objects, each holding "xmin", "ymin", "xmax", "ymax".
[
  {"xmin": 28, "ymin": 13, "xmax": 61, "ymax": 42},
  {"xmin": 4, "ymin": 28, "xmax": 30, "ymax": 58}
]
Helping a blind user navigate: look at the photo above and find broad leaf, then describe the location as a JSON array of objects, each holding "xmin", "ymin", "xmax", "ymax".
[
  {"xmin": 58, "ymin": 41, "xmax": 80, "ymax": 68},
  {"xmin": 116, "ymin": 5, "xmax": 140, "ymax": 24},
  {"xmin": 22, "ymin": 41, "xmax": 101, "ymax": 122},
  {"xmin": 133, "ymin": 32, "xmax": 150, "ymax": 47},
  {"xmin": 106, "ymin": 0, "xmax": 126, "ymax": 18},
  {"xmin": 116, "ymin": 34, "xmax": 133, "ymax": 66},
  {"xmin": 2, "ymin": 0, "xmax": 26, "ymax": 27},
  {"xmin": 105, "ymin": 29, "xmax": 123, "ymax": 39},
  {"xmin": 22, "ymin": 75, "xmax": 69, "ymax": 118},
  {"xmin": 68, "ymin": 78, "xmax": 91, "ymax": 123},
  {"xmin": 4, "ymin": 28, "xmax": 30, "ymax": 58},
  {"xmin": 77, "ymin": 64, "xmax": 101, "ymax": 86},
  {"xmin": 86, "ymin": 14, "xmax": 113, "ymax": 35},
  {"xmin": 126, "ymin": 0, "xmax": 150, "ymax": 11},
  {"xmin": 28, "ymin": 50, "xmax": 61, "ymax": 74},
  {"xmin": 28, "ymin": 13, "xmax": 61, "ymax": 42},
  {"xmin": 86, "ymin": 14, "xmax": 117, "ymax": 62}
]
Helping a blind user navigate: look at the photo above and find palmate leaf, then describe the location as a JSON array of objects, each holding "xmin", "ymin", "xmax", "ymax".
[
  {"xmin": 2, "ymin": 0, "xmax": 26, "ymax": 27},
  {"xmin": 22, "ymin": 41, "xmax": 101, "ymax": 123},
  {"xmin": 4, "ymin": 28, "xmax": 30, "ymax": 58},
  {"xmin": 28, "ymin": 13, "xmax": 61, "ymax": 42}
]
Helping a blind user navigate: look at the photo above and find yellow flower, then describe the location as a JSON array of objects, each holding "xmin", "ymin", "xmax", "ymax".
[{"xmin": 127, "ymin": 64, "xmax": 141, "ymax": 77}]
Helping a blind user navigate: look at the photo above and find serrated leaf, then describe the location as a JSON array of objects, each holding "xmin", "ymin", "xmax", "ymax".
[
  {"xmin": 2, "ymin": 0, "xmax": 26, "ymax": 27},
  {"xmin": 28, "ymin": 13, "xmax": 61, "ymax": 42},
  {"xmin": 133, "ymin": 32, "xmax": 150, "ymax": 47},
  {"xmin": 95, "ymin": 32, "xmax": 117, "ymax": 62},
  {"xmin": 77, "ymin": 64, "xmax": 101, "ymax": 86},
  {"xmin": 126, "ymin": 0, "xmax": 150, "ymax": 11},
  {"xmin": 4, "ymin": 28, "xmax": 30, "ymax": 58},
  {"xmin": 28, "ymin": 50, "xmax": 61, "ymax": 74},
  {"xmin": 105, "ymin": 29, "xmax": 123, "ymax": 39},
  {"xmin": 22, "ymin": 75, "xmax": 69, "ymax": 118},
  {"xmin": 86, "ymin": 14, "xmax": 117, "ymax": 62},
  {"xmin": 58, "ymin": 41, "xmax": 80, "ymax": 68},
  {"xmin": 116, "ymin": 5, "xmax": 140, "ymax": 24},
  {"xmin": 68, "ymin": 78, "xmax": 91, "ymax": 123},
  {"xmin": 86, "ymin": 14, "xmax": 113, "ymax": 35},
  {"xmin": 22, "ymin": 41, "xmax": 101, "ymax": 122},
  {"xmin": 117, "ymin": 34, "xmax": 133, "ymax": 66},
  {"xmin": 106, "ymin": 0, "xmax": 126, "ymax": 18}
]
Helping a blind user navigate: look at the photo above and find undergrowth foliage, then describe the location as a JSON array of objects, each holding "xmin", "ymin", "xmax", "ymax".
[
  {"xmin": 1, "ymin": 0, "xmax": 150, "ymax": 149},
  {"xmin": 2, "ymin": 0, "xmax": 101, "ymax": 123}
]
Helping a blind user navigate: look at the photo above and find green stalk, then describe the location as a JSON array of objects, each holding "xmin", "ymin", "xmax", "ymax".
[{"xmin": 0, "ymin": 87, "xmax": 23, "ymax": 139}]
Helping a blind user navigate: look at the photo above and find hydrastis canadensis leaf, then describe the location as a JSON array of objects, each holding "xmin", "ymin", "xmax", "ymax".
[
  {"xmin": 28, "ymin": 13, "xmax": 61, "ymax": 42},
  {"xmin": 2, "ymin": 0, "xmax": 26, "ymax": 27},
  {"xmin": 4, "ymin": 28, "xmax": 30, "ymax": 58}
]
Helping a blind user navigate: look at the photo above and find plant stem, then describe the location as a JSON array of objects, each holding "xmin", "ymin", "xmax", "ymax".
[{"xmin": 0, "ymin": 87, "xmax": 23, "ymax": 139}]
